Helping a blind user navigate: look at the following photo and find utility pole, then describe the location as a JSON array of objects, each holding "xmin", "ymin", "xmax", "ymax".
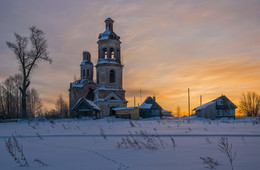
[
  {"xmin": 188, "ymin": 88, "xmax": 190, "ymax": 116},
  {"xmin": 200, "ymin": 95, "xmax": 202, "ymax": 106},
  {"xmin": 134, "ymin": 97, "xmax": 136, "ymax": 107}
]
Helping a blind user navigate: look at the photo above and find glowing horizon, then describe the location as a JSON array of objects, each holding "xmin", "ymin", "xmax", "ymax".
[{"xmin": 0, "ymin": 0, "xmax": 259, "ymax": 116}]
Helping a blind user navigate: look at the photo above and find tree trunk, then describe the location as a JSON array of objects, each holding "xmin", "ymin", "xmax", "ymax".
[{"xmin": 21, "ymin": 89, "xmax": 27, "ymax": 118}]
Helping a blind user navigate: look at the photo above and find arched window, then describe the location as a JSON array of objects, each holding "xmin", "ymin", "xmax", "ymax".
[
  {"xmin": 110, "ymin": 48, "xmax": 114, "ymax": 58},
  {"xmin": 87, "ymin": 69, "xmax": 89, "ymax": 77},
  {"xmin": 82, "ymin": 69, "xmax": 86, "ymax": 77},
  {"xmin": 110, "ymin": 70, "xmax": 115, "ymax": 83},
  {"xmin": 103, "ymin": 48, "xmax": 107, "ymax": 58}
]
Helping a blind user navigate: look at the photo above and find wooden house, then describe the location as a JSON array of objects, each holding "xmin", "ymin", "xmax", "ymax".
[
  {"xmin": 71, "ymin": 98, "xmax": 101, "ymax": 119},
  {"xmin": 113, "ymin": 107, "xmax": 139, "ymax": 120},
  {"xmin": 193, "ymin": 95, "xmax": 237, "ymax": 119},
  {"xmin": 139, "ymin": 96, "xmax": 163, "ymax": 118}
]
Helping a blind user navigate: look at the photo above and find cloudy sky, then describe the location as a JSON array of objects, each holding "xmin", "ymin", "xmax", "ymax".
[{"xmin": 0, "ymin": 0, "xmax": 260, "ymax": 116}]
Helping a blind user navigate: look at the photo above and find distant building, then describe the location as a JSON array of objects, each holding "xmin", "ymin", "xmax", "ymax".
[
  {"xmin": 113, "ymin": 107, "xmax": 139, "ymax": 120},
  {"xmin": 69, "ymin": 18, "xmax": 127, "ymax": 118},
  {"xmin": 193, "ymin": 95, "xmax": 237, "ymax": 119},
  {"xmin": 113, "ymin": 96, "xmax": 164, "ymax": 120},
  {"xmin": 139, "ymin": 96, "xmax": 163, "ymax": 118},
  {"xmin": 162, "ymin": 110, "xmax": 172, "ymax": 117}
]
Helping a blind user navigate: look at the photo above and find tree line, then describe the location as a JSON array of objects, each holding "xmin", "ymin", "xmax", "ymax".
[
  {"xmin": 0, "ymin": 74, "xmax": 41, "ymax": 118},
  {"xmin": 0, "ymin": 74, "xmax": 69, "ymax": 119}
]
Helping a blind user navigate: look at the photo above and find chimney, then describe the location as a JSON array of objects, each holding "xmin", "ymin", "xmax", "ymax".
[{"xmin": 153, "ymin": 96, "xmax": 156, "ymax": 101}]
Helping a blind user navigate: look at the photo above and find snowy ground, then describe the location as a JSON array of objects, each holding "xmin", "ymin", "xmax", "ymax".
[{"xmin": 0, "ymin": 117, "xmax": 260, "ymax": 170}]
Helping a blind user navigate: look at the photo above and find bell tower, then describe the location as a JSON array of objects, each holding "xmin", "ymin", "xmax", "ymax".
[
  {"xmin": 80, "ymin": 51, "xmax": 93, "ymax": 81},
  {"xmin": 94, "ymin": 18, "xmax": 127, "ymax": 117}
]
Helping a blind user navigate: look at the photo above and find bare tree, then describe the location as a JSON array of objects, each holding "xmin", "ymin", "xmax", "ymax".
[
  {"xmin": 6, "ymin": 26, "xmax": 52, "ymax": 118},
  {"xmin": 240, "ymin": 92, "xmax": 260, "ymax": 117},
  {"xmin": 0, "ymin": 84, "xmax": 6, "ymax": 118},
  {"xmin": 27, "ymin": 88, "xmax": 42, "ymax": 118},
  {"xmin": 55, "ymin": 94, "xmax": 69, "ymax": 118},
  {"xmin": 1, "ymin": 75, "xmax": 22, "ymax": 118}
]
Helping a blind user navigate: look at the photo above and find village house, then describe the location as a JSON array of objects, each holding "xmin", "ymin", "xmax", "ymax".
[
  {"xmin": 113, "ymin": 96, "xmax": 164, "ymax": 120},
  {"xmin": 193, "ymin": 95, "xmax": 237, "ymax": 119}
]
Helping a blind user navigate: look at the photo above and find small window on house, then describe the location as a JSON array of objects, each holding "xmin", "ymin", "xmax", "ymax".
[
  {"xmin": 87, "ymin": 69, "xmax": 89, "ymax": 77},
  {"xmin": 111, "ymin": 97, "xmax": 115, "ymax": 100},
  {"xmin": 110, "ymin": 48, "xmax": 114, "ymax": 58},
  {"xmin": 110, "ymin": 70, "xmax": 115, "ymax": 83}
]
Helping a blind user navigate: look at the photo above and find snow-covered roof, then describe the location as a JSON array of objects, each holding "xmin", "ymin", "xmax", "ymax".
[
  {"xmin": 113, "ymin": 107, "xmax": 136, "ymax": 111},
  {"xmin": 162, "ymin": 110, "xmax": 171, "ymax": 114},
  {"xmin": 85, "ymin": 99, "xmax": 101, "ymax": 111},
  {"xmin": 71, "ymin": 79, "xmax": 93, "ymax": 88},
  {"xmin": 139, "ymin": 96, "xmax": 163, "ymax": 110},
  {"xmin": 99, "ymin": 26, "xmax": 111, "ymax": 40},
  {"xmin": 94, "ymin": 87, "xmax": 125, "ymax": 92},
  {"xmin": 96, "ymin": 59, "xmax": 119, "ymax": 66},
  {"xmin": 80, "ymin": 60, "xmax": 93, "ymax": 66},
  {"xmin": 72, "ymin": 98, "xmax": 101, "ymax": 111},
  {"xmin": 193, "ymin": 95, "xmax": 237, "ymax": 111},
  {"xmin": 105, "ymin": 18, "xmax": 113, "ymax": 22},
  {"xmin": 194, "ymin": 101, "xmax": 216, "ymax": 110},
  {"xmin": 139, "ymin": 103, "xmax": 152, "ymax": 109}
]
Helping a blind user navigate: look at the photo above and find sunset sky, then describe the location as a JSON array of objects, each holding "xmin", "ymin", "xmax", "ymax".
[{"xmin": 0, "ymin": 0, "xmax": 260, "ymax": 116}]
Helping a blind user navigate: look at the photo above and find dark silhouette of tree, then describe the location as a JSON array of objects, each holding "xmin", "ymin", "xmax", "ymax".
[
  {"xmin": 6, "ymin": 26, "xmax": 52, "ymax": 118},
  {"xmin": 27, "ymin": 88, "xmax": 42, "ymax": 118},
  {"xmin": 0, "ymin": 74, "xmax": 42, "ymax": 118},
  {"xmin": 240, "ymin": 92, "xmax": 260, "ymax": 117},
  {"xmin": 55, "ymin": 94, "xmax": 69, "ymax": 118}
]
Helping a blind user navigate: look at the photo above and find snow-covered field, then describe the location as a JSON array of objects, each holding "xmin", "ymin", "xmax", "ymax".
[{"xmin": 0, "ymin": 117, "xmax": 260, "ymax": 170}]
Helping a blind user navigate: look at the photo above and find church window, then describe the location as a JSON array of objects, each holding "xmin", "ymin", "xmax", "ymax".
[
  {"xmin": 103, "ymin": 48, "xmax": 107, "ymax": 58},
  {"xmin": 83, "ymin": 69, "xmax": 86, "ymax": 77},
  {"xmin": 110, "ymin": 48, "xmax": 114, "ymax": 58},
  {"xmin": 110, "ymin": 70, "xmax": 115, "ymax": 83},
  {"xmin": 87, "ymin": 69, "xmax": 89, "ymax": 77}
]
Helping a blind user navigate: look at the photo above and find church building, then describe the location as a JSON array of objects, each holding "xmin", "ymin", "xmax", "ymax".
[{"xmin": 69, "ymin": 18, "xmax": 127, "ymax": 118}]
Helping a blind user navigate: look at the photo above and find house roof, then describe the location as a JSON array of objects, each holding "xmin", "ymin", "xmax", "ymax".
[
  {"xmin": 193, "ymin": 95, "xmax": 237, "ymax": 111},
  {"xmin": 139, "ymin": 103, "xmax": 152, "ymax": 109},
  {"xmin": 72, "ymin": 98, "xmax": 101, "ymax": 111},
  {"xmin": 113, "ymin": 107, "xmax": 136, "ymax": 111},
  {"xmin": 193, "ymin": 101, "xmax": 216, "ymax": 111},
  {"xmin": 139, "ymin": 96, "xmax": 162, "ymax": 110}
]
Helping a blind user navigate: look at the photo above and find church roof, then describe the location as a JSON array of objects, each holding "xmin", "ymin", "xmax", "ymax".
[
  {"xmin": 70, "ymin": 79, "xmax": 94, "ymax": 88},
  {"xmin": 105, "ymin": 18, "xmax": 113, "ymax": 22},
  {"xmin": 80, "ymin": 60, "xmax": 93, "ymax": 66},
  {"xmin": 72, "ymin": 98, "xmax": 101, "ymax": 111}
]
